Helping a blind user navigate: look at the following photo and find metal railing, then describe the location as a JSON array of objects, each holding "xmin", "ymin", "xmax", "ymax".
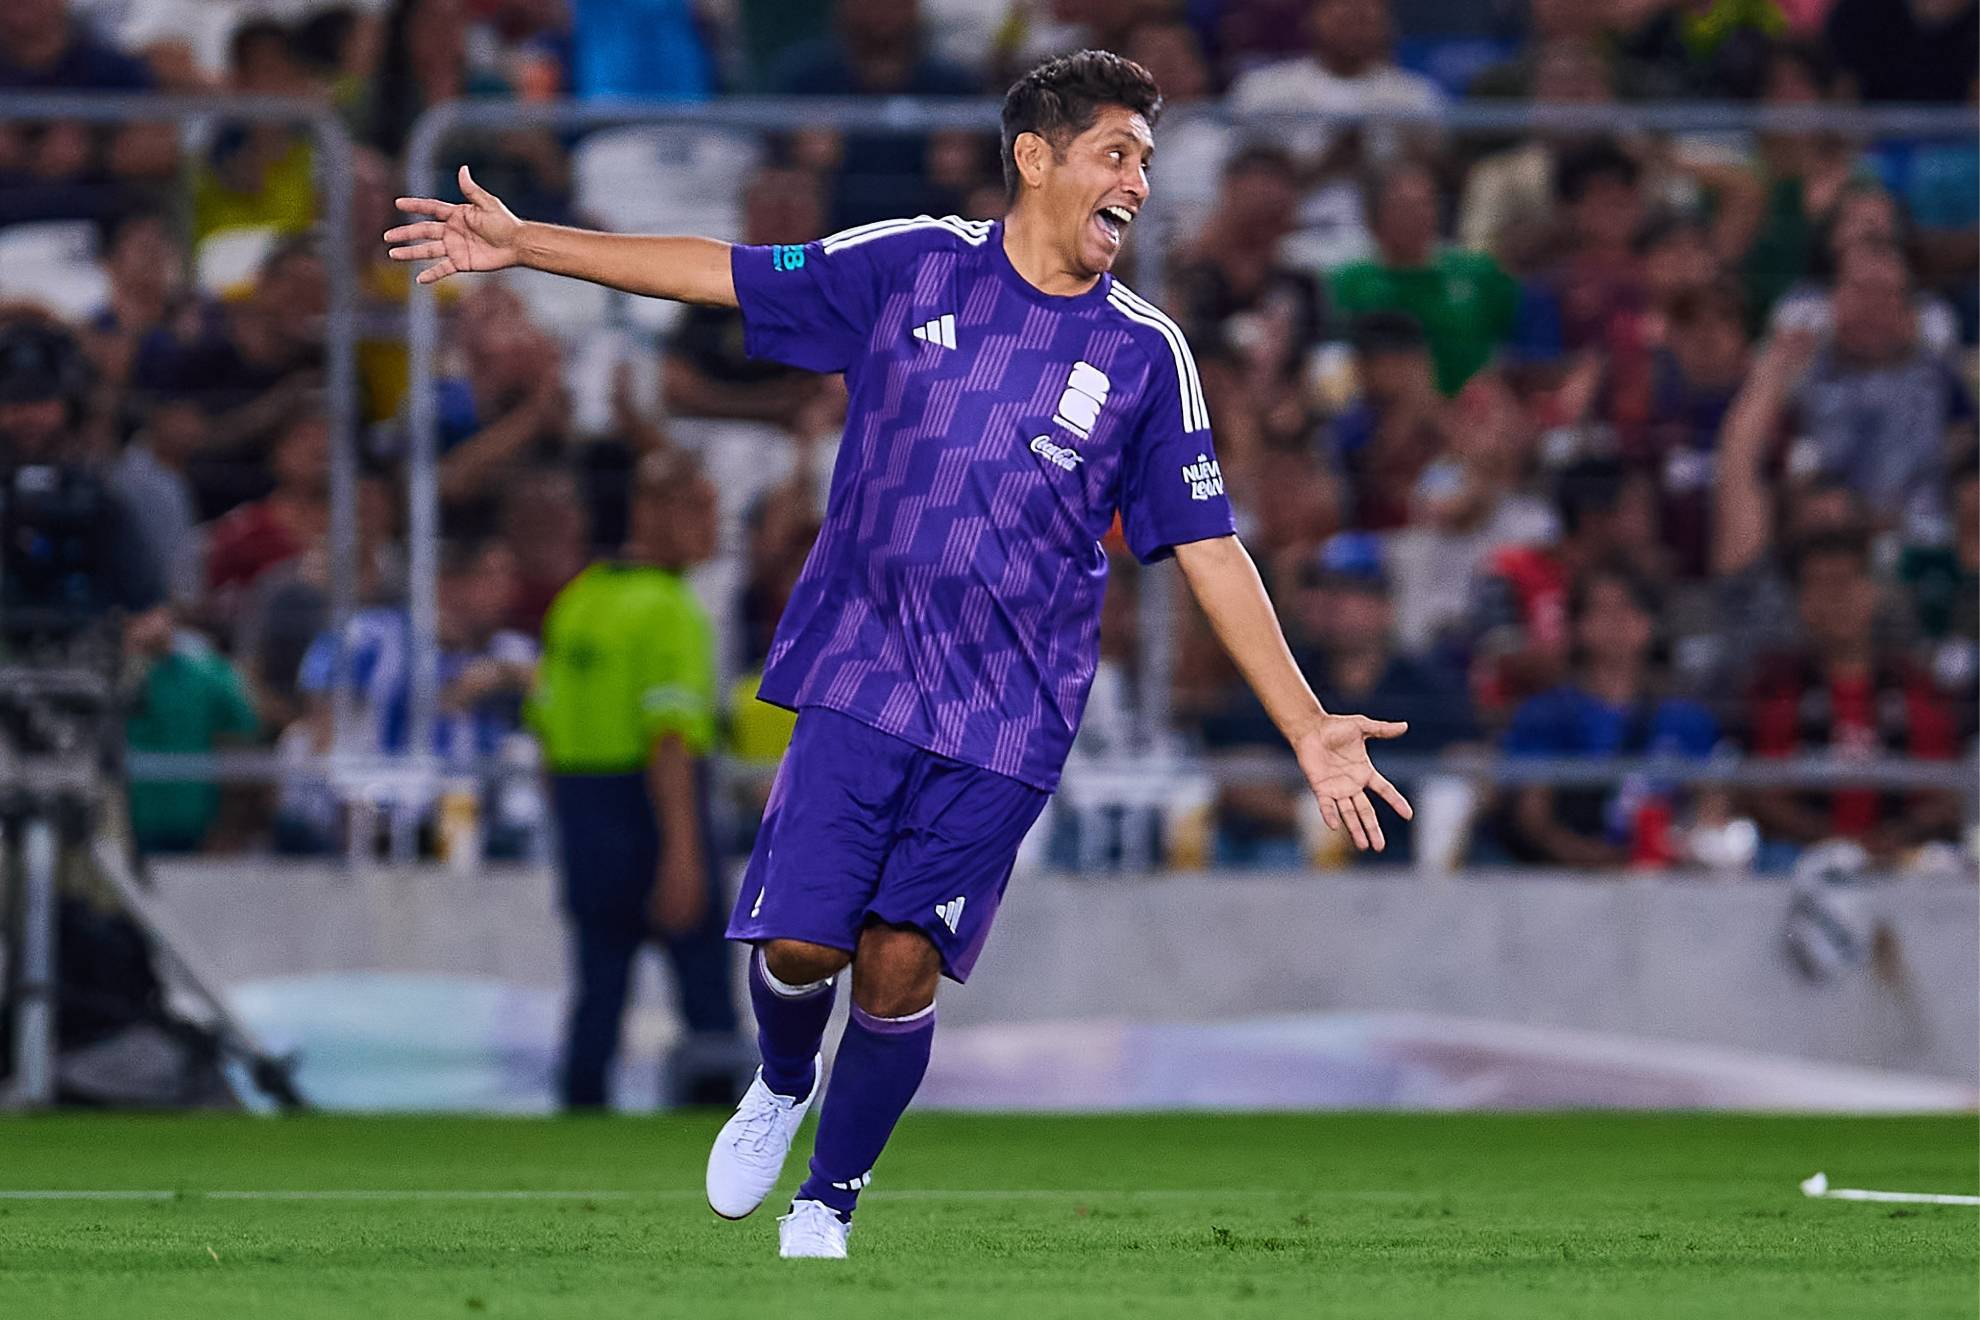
[
  {"xmin": 0, "ymin": 93, "xmax": 363, "ymax": 750},
  {"xmin": 399, "ymin": 94, "xmax": 1977, "ymax": 804},
  {"xmin": 2, "ymin": 92, "xmax": 1972, "ymax": 820}
]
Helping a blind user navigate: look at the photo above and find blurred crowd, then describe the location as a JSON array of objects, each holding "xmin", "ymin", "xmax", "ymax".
[{"xmin": 0, "ymin": 0, "xmax": 1974, "ymax": 872}]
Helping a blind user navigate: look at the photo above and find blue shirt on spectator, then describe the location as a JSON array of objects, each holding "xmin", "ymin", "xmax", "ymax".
[
  {"xmin": 298, "ymin": 607, "xmax": 536, "ymax": 763},
  {"xmin": 1503, "ymin": 685, "xmax": 1719, "ymax": 846},
  {"xmin": 569, "ymin": 0, "xmax": 712, "ymax": 100},
  {"xmin": 0, "ymin": 20, "xmax": 154, "ymax": 90},
  {"xmin": 1504, "ymin": 686, "xmax": 1718, "ymax": 761}
]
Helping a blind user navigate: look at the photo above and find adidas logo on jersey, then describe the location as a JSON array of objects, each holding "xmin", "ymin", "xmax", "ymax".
[
  {"xmin": 911, "ymin": 314, "xmax": 956, "ymax": 350},
  {"xmin": 934, "ymin": 896, "xmax": 966, "ymax": 933}
]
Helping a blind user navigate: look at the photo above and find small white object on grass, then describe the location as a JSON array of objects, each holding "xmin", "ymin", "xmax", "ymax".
[{"xmin": 1800, "ymin": 1172, "xmax": 1980, "ymax": 1207}]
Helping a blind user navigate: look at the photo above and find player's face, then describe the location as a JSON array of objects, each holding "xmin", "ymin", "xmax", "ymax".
[{"xmin": 1047, "ymin": 105, "xmax": 1153, "ymax": 278}]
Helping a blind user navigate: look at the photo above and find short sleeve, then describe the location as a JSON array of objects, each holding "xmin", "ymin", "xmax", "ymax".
[
  {"xmin": 1116, "ymin": 324, "xmax": 1236, "ymax": 564},
  {"xmin": 730, "ymin": 227, "xmax": 910, "ymax": 374},
  {"xmin": 636, "ymin": 597, "xmax": 717, "ymax": 757}
]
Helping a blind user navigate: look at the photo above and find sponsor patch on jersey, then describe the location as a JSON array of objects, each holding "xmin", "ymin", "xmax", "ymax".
[
  {"xmin": 1029, "ymin": 434, "xmax": 1084, "ymax": 471},
  {"xmin": 1052, "ymin": 361, "xmax": 1111, "ymax": 439},
  {"xmin": 1181, "ymin": 453, "xmax": 1224, "ymax": 501}
]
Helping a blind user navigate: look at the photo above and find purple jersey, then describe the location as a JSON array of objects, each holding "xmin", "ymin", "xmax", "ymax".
[{"xmin": 730, "ymin": 216, "xmax": 1235, "ymax": 790}]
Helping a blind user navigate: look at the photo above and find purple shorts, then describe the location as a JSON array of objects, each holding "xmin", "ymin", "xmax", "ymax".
[{"xmin": 726, "ymin": 707, "xmax": 1049, "ymax": 983}]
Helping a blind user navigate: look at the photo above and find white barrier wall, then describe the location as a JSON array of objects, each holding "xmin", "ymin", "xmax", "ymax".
[{"xmin": 150, "ymin": 862, "xmax": 1978, "ymax": 1085}]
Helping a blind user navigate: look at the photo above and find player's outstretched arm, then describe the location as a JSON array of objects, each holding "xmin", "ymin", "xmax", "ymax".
[
  {"xmin": 1173, "ymin": 534, "xmax": 1413, "ymax": 852},
  {"xmin": 385, "ymin": 165, "xmax": 738, "ymax": 307}
]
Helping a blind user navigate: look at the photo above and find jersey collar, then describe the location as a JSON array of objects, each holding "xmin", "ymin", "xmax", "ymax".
[{"xmin": 988, "ymin": 221, "xmax": 1114, "ymax": 310}]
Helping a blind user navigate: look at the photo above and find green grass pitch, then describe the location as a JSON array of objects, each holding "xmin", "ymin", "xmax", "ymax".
[{"xmin": 1, "ymin": 1112, "xmax": 1972, "ymax": 1318}]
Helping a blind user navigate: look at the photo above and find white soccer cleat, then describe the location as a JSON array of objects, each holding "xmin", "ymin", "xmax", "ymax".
[
  {"xmin": 777, "ymin": 1198, "xmax": 851, "ymax": 1259},
  {"xmin": 705, "ymin": 1058, "xmax": 819, "ymax": 1220}
]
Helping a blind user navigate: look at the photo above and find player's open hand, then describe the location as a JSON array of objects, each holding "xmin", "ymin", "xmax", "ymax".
[
  {"xmin": 1293, "ymin": 713, "xmax": 1412, "ymax": 852},
  {"xmin": 385, "ymin": 165, "xmax": 523, "ymax": 285}
]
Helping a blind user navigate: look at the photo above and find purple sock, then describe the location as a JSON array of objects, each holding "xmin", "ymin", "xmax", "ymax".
[
  {"xmin": 797, "ymin": 1002, "xmax": 935, "ymax": 1221},
  {"xmin": 749, "ymin": 948, "xmax": 835, "ymax": 1101}
]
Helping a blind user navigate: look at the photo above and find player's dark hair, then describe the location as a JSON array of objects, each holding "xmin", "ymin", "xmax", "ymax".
[{"xmin": 1000, "ymin": 50, "xmax": 1163, "ymax": 199}]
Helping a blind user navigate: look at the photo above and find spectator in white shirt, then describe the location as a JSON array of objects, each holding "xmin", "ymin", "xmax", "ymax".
[
  {"xmin": 1227, "ymin": 0, "xmax": 1445, "ymax": 269},
  {"xmin": 1228, "ymin": 0, "xmax": 1444, "ymax": 166}
]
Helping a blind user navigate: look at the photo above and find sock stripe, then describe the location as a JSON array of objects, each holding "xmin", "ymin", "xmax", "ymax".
[
  {"xmin": 755, "ymin": 948, "xmax": 835, "ymax": 1000},
  {"xmin": 849, "ymin": 1001, "xmax": 936, "ymax": 1035}
]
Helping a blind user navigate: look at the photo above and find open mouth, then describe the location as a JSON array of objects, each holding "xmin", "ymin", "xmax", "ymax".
[{"xmin": 1092, "ymin": 203, "xmax": 1135, "ymax": 248}]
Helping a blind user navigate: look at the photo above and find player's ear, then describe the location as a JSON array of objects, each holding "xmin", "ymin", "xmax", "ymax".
[{"xmin": 1012, "ymin": 131, "xmax": 1052, "ymax": 193}]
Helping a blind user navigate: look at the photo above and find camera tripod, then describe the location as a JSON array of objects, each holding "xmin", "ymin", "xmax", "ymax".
[{"xmin": 0, "ymin": 665, "xmax": 304, "ymax": 1111}]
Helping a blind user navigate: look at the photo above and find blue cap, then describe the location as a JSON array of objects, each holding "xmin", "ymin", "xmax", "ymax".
[{"xmin": 1307, "ymin": 532, "xmax": 1387, "ymax": 591}]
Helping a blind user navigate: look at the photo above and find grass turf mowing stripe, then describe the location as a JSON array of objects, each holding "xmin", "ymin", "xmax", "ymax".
[{"xmin": 1, "ymin": 1113, "xmax": 1970, "ymax": 1320}]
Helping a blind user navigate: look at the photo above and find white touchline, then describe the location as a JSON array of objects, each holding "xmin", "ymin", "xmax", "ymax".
[{"xmin": 1800, "ymin": 1172, "xmax": 1980, "ymax": 1207}]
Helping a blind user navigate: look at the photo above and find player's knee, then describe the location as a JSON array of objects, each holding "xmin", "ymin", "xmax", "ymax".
[
  {"xmin": 761, "ymin": 938, "xmax": 850, "ymax": 986},
  {"xmin": 850, "ymin": 924, "xmax": 940, "ymax": 1018}
]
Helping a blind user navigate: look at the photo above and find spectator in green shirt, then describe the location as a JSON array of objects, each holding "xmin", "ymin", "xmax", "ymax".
[
  {"xmin": 1330, "ymin": 160, "xmax": 1520, "ymax": 395},
  {"xmin": 530, "ymin": 449, "xmax": 743, "ymax": 1109},
  {"xmin": 123, "ymin": 606, "xmax": 260, "ymax": 854}
]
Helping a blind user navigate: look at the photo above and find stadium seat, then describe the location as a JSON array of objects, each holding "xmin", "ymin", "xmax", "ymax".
[
  {"xmin": 492, "ymin": 265, "xmax": 614, "ymax": 341},
  {"xmin": 195, "ymin": 224, "xmax": 280, "ymax": 296},
  {"xmin": 0, "ymin": 221, "xmax": 108, "ymax": 322},
  {"xmin": 571, "ymin": 126, "xmax": 758, "ymax": 245},
  {"xmin": 1396, "ymin": 37, "xmax": 1521, "ymax": 98}
]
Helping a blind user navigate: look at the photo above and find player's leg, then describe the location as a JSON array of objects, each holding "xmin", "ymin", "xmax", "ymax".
[
  {"xmin": 781, "ymin": 758, "xmax": 1048, "ymax": 1249},
  {"xmin": 750, "ymin": 938, "xmax": 847, "ymax": 1099},
  {"xmin": 789, "ymin": 922, "xmax": 940, "ymax": 1227},
  {"xmin": 709, "ymin": 709, "xmax": 909, "ymax": 1218},
  {"xmin": 706, "ymin": 937, "xmax": 849, "ymax": 1219}
]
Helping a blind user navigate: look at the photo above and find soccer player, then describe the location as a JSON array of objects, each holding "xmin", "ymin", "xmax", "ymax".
[{"xmin": 387, "ymin": 49, "xmax": 1413, "ymax": 1260}]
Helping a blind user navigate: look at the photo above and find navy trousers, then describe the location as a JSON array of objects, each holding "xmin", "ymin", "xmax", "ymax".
[{"xmin": 548, "ymin": 771, "xmax": 738, "ymax": 1109}]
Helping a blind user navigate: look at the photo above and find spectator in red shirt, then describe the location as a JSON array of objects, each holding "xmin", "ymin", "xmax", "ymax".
[{"xmin": 1746, "ymin": 528, "xmax": 1962, "ymax": 862}]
